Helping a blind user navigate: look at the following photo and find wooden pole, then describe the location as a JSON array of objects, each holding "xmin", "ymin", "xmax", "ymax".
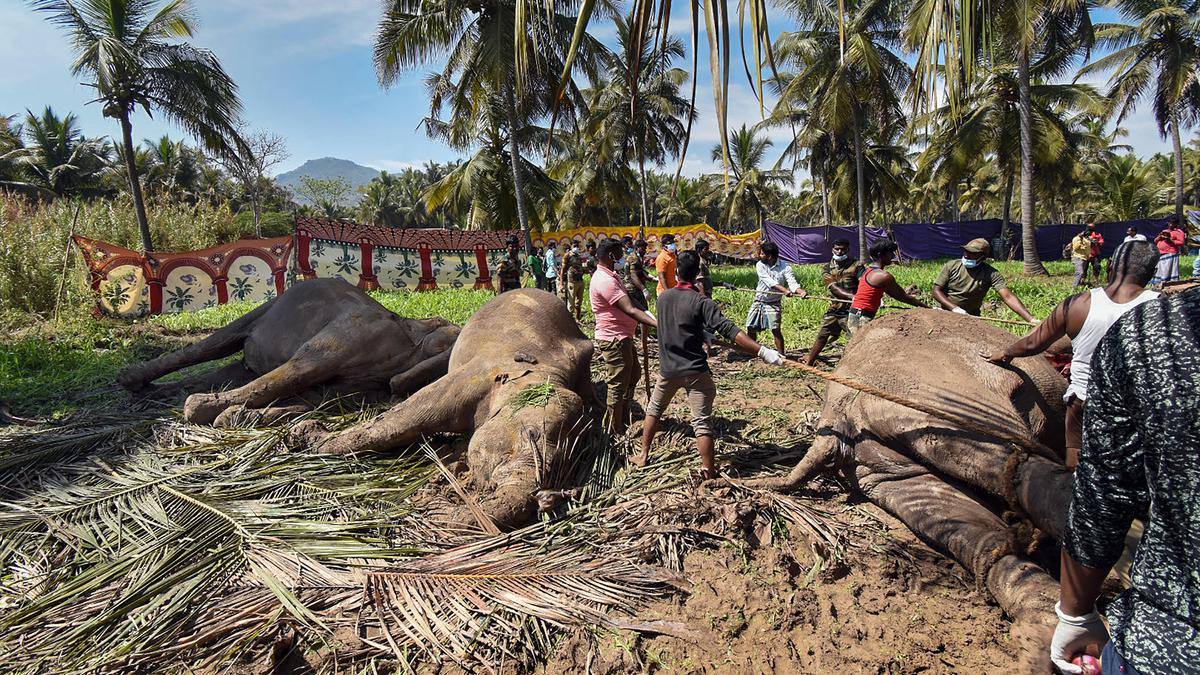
[{"xmin": 52, "ymin": 204, "xmax": 82, "ymax": 323}]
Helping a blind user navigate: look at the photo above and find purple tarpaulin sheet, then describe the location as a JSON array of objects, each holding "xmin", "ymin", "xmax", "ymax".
[
  {"xmin": 762, "ymin": 222, "xmax": 889, "ymax": 263},
  {"xmin": 1014, "ymin": 219, "xmax": 1172, "ymax": 261},
  {"xmin": 764, "ymin": 218, "xmax": 1172, "ymax": 264}
]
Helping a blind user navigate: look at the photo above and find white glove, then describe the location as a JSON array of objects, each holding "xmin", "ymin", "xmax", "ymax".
[
  {"xmin": 1050, "ymin": 602, "xmax": 1110, "ymax": 674},
  {"xmin": 758, "ymin": 346, "xmax": 784, "ymax": 365},
  {"xmin": 951, "ymin": 306, "xmax": 968, "ymax": 315}
]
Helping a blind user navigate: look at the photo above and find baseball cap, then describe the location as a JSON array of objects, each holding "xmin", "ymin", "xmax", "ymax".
[{"xmin": 962, "ymin": 238, "xmax": 990, "ymax": 254}]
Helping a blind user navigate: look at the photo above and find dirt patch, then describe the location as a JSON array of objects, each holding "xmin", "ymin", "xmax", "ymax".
[{"xmin": 540, "ymin": 338, "xmax": 1021, "ymax": 674}]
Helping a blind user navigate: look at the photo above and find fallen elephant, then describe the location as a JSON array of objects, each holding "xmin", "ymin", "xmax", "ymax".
[
  {"xmin": 118, "ymin": 278, "xmax": 460, "ymax": 426},
  {"xmin": 294, "ymin": 288, "xmax": 596, "ymax": 530},
  {"xmin": 740, "ymin": 309, "xmax": 1073, "ymax": 637}
]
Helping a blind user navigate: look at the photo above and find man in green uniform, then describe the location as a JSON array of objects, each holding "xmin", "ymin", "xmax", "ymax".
[
  {"xmin": 932, "ymin": 238, "xmax": 1037, "ymax": 322},
  {"xmin": 496, "ymin": 235, "xmax": 523, "ymax": 293},
  {"xmin": 804, "ymin": 238, "xmax": 863, "ymax": 366}
]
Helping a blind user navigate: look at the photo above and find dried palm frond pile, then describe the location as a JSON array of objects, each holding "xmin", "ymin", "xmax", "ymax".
[{"xmin": 0, "ymin": 406, "xmax": 850, "ymax": 673}]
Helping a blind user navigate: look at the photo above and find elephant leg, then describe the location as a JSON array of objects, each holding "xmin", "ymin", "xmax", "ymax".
[
  {"xmin": 314, "ymin": 368, "xmax": 488, "ymax": 456},
  {"xmin": 850, "ymin": 439, "xmax": 1058, "ymax": 626},
  {"xmin": 388, "ymin": 349, "xmax": 453, "ymax": 396},
  {"xmin": 183, "ymin": 326, "xmax": 354, "ymax": 425},
  {"xmin": 735, "ymin": 429, "xmax": 844, "ymax": 491},
  {"xmin": 148, "ymin": 360, "xmax": 256, "ymax": 399},
  {"xmin": 213, "ymin": 402, "xmax": 313, "ymax": 428},
  {"xmin": 118, "ymin": 299, "xmax": 271, "ymax": 391}
]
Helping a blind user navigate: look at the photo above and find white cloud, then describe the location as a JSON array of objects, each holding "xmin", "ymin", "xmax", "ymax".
[
  {"xmin": 207, "ymin": 0, "xmax": 379, "ymax": 48},
  {"xmin": 367, "ymin": 159, "xmax": 421, "ymax": 172}
]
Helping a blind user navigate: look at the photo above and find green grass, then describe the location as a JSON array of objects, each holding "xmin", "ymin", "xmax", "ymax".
[{"xmin": 3, "ymin": 256, "xmax": 1189, "ymax": 416}]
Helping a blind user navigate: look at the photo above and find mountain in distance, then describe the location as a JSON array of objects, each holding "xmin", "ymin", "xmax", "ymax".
[{"xmin": 274, "ymin": 157, "xmax": 380, "ymax": 204}]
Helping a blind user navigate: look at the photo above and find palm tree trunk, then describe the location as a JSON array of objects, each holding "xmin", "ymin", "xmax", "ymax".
[
  {"xmin": 1001, "ymin": 170, "xmax": 1015, "ymax": 260},
  {"xmin": 1172, "ymin": 109, "xmax": 1185, "ymax": 225},
  {"xmin": 1018, "ymin": 46, "xmax": 1047, "ymax": 276},
  {"xmin": 636, "ymin": 138, "xmax": 650, "ymax": 238},
  {"xmin": 852, "ymin": 114, "xmax": 867, "ymax": 255},
  {"xmin": 119, "ymin": 112, "xmax": 153, "ymax": 252},
  {"xmin": 820, "ymin": 177, "xmax": 831, "ymax": 229},
  {"xmin": 252, "ymin": 176, "xmax": 263, "ymax": 237},
  {"xmin": 505, "ymin": 87, "xmax": 533, "ymax": 254}
]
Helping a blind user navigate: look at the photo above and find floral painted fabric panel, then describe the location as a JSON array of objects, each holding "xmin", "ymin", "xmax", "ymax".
[
  {"xmin": 309, "ymin": 240, "xmax": 362, "ymax": 283},
  {"xmin": 226, "ymin": 255, "xmax": 278, "ymax": 303},
  {"xmin": 374, "ymin": 246, "xmax": 423, "ymax": 290},
  {"xmin": 162, "ymin": 265, "xmax": 217, "ymax": 313},
  {"xmin": 98, "ymin": 264, "xmax": 150, "ymax": 317}
]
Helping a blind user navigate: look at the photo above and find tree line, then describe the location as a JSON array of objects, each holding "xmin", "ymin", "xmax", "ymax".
[{"xmin": 8, "ymin": 0, "xmax": 1200, "ymax": 275}]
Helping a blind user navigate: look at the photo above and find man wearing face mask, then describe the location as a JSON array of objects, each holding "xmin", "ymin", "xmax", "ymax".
[
  {"xmin": 561, "ymin": 242, "xmax": 583, "ymax": 310},
  {"xmin": 621, "ymin": 237, "xmax": 651, "ymax": 309},
  {"xmin": 804, "ymin": 238, "xmax": 863, "ymax": 366},
  {"xmin": 656, "ymin": 233, "xmax": 679, "ymax": 293},
  {"xmin": 932, "ymin": 238, "xmax": 1038, "ymax": 323},
  {"xmin": 590, "ymin": 239, "xmax": 658, "ymax": 435}
]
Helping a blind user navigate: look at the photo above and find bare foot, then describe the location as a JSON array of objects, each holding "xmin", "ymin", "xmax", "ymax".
[{"xmin": 628, "ymin": 451, "xmax": 648, "ymax": 468}]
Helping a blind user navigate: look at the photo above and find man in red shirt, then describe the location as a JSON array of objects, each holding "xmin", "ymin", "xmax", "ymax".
[
  {"xmin": 1152, "ymin": 218, "xmax": 1187, "ymax": 285},
  {"xmin": 1085, "ymin": 223, "xmax": 1105, "ymax": 283},
  {"xmin": 590, "ymin": 239, "xmax": 658, "ymax": 434}
]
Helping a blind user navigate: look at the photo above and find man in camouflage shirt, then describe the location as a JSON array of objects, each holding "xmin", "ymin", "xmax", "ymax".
[
  {"xmin": 620, "ymin": 236, "xmax": 650, "ymax": 310},
  {"xmin": 496, "ymin": 236, "xmax": 523, "ymax": 293},
  {"xmin": 803, "ymin": 238, "xmax": 863, "ymax": 366},
  {"xmin": 1050, "ymin": 289, "xmax": 1200, "ymax": 674}
]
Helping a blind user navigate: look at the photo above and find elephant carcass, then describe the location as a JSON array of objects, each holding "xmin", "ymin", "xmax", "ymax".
[
  {"xmin": 746, "ymin": 309, "xmax": 1073, "ymax": 628},
  {"xmin": 298, "ymin": 288, "xmax": 595, "ymax": 529},
  {"xmin": 118, "ymin": 278, "xmax": 460, "ymax": 426}
]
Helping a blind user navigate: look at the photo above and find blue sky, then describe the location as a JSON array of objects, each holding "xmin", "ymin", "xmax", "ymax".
[{"xmin": 0, "ymin": 1, "xmax": 1175, "ymax": 181}]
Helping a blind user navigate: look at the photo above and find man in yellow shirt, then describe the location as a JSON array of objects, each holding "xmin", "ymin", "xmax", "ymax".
[
  {"xmin": 1070, "ymin": 228, "xmax": 1095, "ymax": 289},
  {"xmin": 656, "ymin": 233, "xmax": 678, "ymax": 294}
]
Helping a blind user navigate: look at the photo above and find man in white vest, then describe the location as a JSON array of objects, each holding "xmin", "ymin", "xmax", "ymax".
[{"xmin": 982, "ymin": 240, "xmax": 1160, "ymax": 468}]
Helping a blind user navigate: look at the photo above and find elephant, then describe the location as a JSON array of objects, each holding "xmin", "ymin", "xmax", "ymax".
[
  {"xmin": 294, "ymin": 288, "xmax": 596, "ymax": 530},
  {"xmin": 740, "ymin": 309, "xmax": 1074, "ymax": 635},
  {"xmin": 118, "ymin": 278, "xmax": 460, "ymax": 427}
]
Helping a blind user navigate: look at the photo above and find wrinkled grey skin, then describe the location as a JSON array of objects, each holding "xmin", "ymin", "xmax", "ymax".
[
  {"xmin": 118, "ymin": 279, "xmax": 460, "ymax": 427},
  {"xmin": 740, "ymin": 310, "xmax": 1072, "ymax": 638},
  {"xmin": 296, "ymin": 288, "xmax": 595, "ymax": 530}
]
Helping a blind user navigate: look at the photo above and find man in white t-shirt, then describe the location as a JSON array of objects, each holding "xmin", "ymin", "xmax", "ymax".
[
  {"xmin": 746, "ymin": 241, "xmax": 807, "ymax": 355},
  {"xmin": 983, "ymin": 241, "xmax": 1160, "ymax": 467},
  {"xmin": 1123, "ymin": 226, "xmax": 1147, "ymax": 243}
]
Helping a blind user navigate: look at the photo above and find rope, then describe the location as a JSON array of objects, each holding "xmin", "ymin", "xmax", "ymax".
[
  {"xmin": 719, "ymin": 285, "xmax": 1037, "ymax": 327},
  {"xmin": 777, "ymin": 358, "xmax": 1057, "ymax": 458}
]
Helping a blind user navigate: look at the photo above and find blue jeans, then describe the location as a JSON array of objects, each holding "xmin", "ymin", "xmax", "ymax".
[{"xmin": 1102, "ymin": 641, "xmax": 1142, "ymax": 675}]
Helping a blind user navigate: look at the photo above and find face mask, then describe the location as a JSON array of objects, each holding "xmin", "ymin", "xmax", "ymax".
[
  {"xmin": 666, "ymin": 243, "xmax": 677, "ymax": 252},
  {"xmin": 962, "ymin": 257, "xmax": 980, "ymax": 269},
  {"xmin": 832, "ymin": 253, "xmax": 848, "ymax": 262},
  {"xmin": 572, "ymin": 247, "xmax": 580, "ymax": 254},
  {"xmin": 615, "ymin": 258, "xmax": 626, "ymax": 270}
]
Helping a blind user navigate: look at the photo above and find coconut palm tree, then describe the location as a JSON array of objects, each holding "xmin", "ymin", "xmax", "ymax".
[
  {"xmin": 1078, "ymin": 0, "xmax": 1200, "ymax": 226},
  {"xmin": 706, "ymin": 124, "xmax": 792, "ymax": 231},
  {"xmin": 141, "ymin": 135, "xmax": 200, "ymax": 201},
  {"xmin": 772, "ymin": 0, "xmax": 911, "ymax": 253},
  {"xmin": 32, "ymin": 0, "xmax": 244, "ymax": 252},
  {"xmin": 906, "ymin": 0, "xmax": 1093, "ymax": 275},
  {"xmin": 1090, "ymin": 153, "xmax": 1161, "ymax": 220},
  {"xmin": 374, "ymin": 0, "xmax": 608, "ymax": 250},
  {"xmin": 1, "ymin": 106, "xmax": 112, "ymax": 199},
  {"xmin": 581, "ymin": 14, "xmax": 695, "ymax": 232}
]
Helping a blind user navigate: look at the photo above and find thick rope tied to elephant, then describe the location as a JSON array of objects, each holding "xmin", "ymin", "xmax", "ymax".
[
  {"xmin": 719, "ymin": 285, "xmax": 1038, "ymax": 327},
  {"xmin": 778, "ymin": 358, "xmax": 1051, "ymax": 575},
  {"xmin": 777, "ymin": 359, "xmax": 1058, "ymax": 460}
]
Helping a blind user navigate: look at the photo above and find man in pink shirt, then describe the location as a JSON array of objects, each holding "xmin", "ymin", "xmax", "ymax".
[
  {"xmin": 590, "ymin": 238, "xmax": 658, "ymax": 434},
  {"xmin": 1152, "ymin": 218, "xmax": 1187, "ymax": 285}
]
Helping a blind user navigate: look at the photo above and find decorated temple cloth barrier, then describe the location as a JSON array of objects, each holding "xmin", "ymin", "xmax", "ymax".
[
  {"xmin": 295, "ymin": 218, "xmax": 763, "ymax": 291},
  {"xmin": 73, "ymin": 235, "xmax": 293, "ymax": 318}
]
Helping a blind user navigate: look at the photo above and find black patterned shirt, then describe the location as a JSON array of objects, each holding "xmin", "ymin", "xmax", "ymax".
[{"xmin": 1067, "ymin": 289, "xmax": 1200, "ymax": 671}]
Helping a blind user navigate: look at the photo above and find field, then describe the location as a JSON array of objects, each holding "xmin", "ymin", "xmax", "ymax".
[{"xmin": 0, "ymin": 259, "xmax": 1142, "ymax": 672}]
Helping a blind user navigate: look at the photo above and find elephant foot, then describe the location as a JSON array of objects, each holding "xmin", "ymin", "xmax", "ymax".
[
  {"xmin": 287, "ymin": 419, "xmax": 330, "ymax": 450},
  {"xmin": 214, "ymin": 403, "xmax": 312, "ymax": 429},
  {"xmin": 118, "ymin": 366, "xmax": 151, "ymax": 393},
  {"xmin": 183, "ymin": 392, "xmax": 230, "ymax": 425}
]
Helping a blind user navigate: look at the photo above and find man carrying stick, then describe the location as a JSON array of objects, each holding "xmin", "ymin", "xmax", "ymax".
[
  {"xmin": 634, "ymin": 251, "xmax": 785, "ymax": 478},
  {"xmin": 590, "ymin": 239, "xmax": 658, "ymax": 435}
]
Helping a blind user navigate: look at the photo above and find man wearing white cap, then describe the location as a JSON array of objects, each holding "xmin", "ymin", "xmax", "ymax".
[{"xmin": 932, "ymin": 238, "xmax": 1038, "ymax": 323}]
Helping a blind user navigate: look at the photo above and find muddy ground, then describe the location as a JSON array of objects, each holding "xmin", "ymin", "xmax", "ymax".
[{"xmin": 540, "ymin": 344, "xmax": 1027, "ymax": 674}]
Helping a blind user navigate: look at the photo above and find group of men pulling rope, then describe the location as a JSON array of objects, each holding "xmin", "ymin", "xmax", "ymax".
[{"xmin": 498, "ymin": 229, "xmax": 1197, "ymax": 675}]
